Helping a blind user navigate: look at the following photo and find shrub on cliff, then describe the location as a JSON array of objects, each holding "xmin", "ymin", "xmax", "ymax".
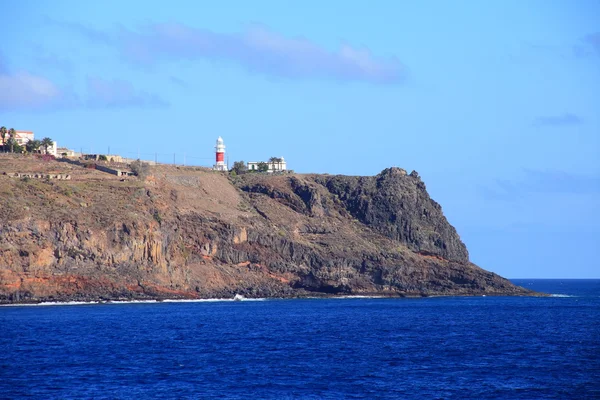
[
  {"xmin": 230, "ymin": 160, "xmax": 247, "ymax": 175},
  {"xmin": 257, "ymin": 162, "xmax": 269, "ymax": 172},
  {"xmin": 130, "ymin": 159, "xmax": 150, "ymax": 179}
]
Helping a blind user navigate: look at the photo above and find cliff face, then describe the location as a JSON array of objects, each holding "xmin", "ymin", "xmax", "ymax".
[
  {"xmin": 0, "ymin": 156, "xmax": 531, "ymax": 303},
  {"xmin": 314, "ymin": 168, "xmax": 469, "ymax": 262}
]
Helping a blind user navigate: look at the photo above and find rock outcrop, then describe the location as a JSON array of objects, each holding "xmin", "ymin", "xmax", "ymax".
[
  {"xmin": 0, "ymin": 157, "xmax": 533, "ymax": 303},
  {"xmin": 314, "ymin": 168, "xmax": 469, "ymax": 262}
]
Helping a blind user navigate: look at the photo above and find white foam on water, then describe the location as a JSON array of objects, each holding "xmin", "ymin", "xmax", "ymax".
[
  {"xmin": 1, "ymin": 301, "xmax": 101, "ymax": 307},
  {"xmin": 107, "ymin": 300, "xmax": 159, "ymax": 304},
  {"xmin": 164, "ymin": 297, "xmax": 267, "ymax": 303},
  {"xmin": 1, "ymin": 297, "xmax": 268, "ymax": 307},
  {"xmin": 550, "ymin": 294, "xmax": 576, "ymax": 298},
  {"xmin": 161, "ymin": 298, "xmax": 232, "ymax": 303}
]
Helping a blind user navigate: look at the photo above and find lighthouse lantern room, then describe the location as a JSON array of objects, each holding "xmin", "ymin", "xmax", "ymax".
[{"xmin": 213, "ymin": 136, "xmax": 227, "ymax": 171}]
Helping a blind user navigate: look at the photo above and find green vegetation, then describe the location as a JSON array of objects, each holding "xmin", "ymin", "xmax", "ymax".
[
  {"xmin": 230, "ymin": 160, "xmax": 247, "ymax": 175},
  {"xmin": 25, "ymin": 140, "xmax": 41, "ymax": 154},
  {"xmin": 0, "ymin": 126, "xmax": 6, "ymax": 150},
  {"xmin": 9, "ymin": 142, "xmax": 23, "ymax": 154},
  {"xmin": 99, "ymin": 155, "xmax": 108, "ymax": 161},
  {"xmin": 269, "ymin": 156, "xmax": 282, "ymax": 167},
  {"xmin": 130, "ymin": 159, "xmax": 150, "ymax": 179},
  {"xmin": 41, "ymin": 137, "xmax": 54, "ymax": 154},
  {"xmin": 8, "ymin": 128, "xmax": 16, "ymax": 153},
  {"xmin": 257, "ymin": 162, "xmax": 269, "ymax": 172},
  {"xmin": 153, "ymin": 210, "xmax": 162, "ymax": 224},
  {"xmin": 0, "ymin": 125, "xmax": 53, "ymax": 155}
]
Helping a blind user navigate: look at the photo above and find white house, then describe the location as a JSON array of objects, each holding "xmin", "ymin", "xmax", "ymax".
[
  {"xmin": 8, "ymin": 131, "xmax": 58, "ymax": 156},
  {"xmin": 57, "ymin": 147, "xmax": 77, "ymax": 157},
  {"xmin": 46, "ymin": 141, "xmax": 58, "ymax": 157},
  {"xmin": 14, "ymin": 131, "xmax": 34, "ymax": 146},
  {"xmin": 247, "ymin": 157, "xmax": 287, "ymax": 173}
]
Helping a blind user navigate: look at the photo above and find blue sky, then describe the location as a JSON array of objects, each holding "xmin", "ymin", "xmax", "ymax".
[{"xmin": 1, "ymin": 0, "xmax": 598, "ymax": 278}]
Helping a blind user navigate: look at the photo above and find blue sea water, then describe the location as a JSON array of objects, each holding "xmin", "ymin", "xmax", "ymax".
[{"xmin": 1, "ymin": 280, "xmax": 599, "ymax": 399}]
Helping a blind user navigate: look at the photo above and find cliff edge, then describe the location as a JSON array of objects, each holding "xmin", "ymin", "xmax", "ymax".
[{"xmin": 0, "ymin": 156, "xmax": 532, "ymax": 303}]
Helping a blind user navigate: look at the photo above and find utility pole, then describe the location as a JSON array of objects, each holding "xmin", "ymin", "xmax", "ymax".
[
  {"xmin": 183, "ymin": 152, "xmax": 186, "ymax": 166},
  {"xmin": 173, "ymin": 153, "xmax": 176, "ymax": 165},
  {"xmin": 108, "ymin": 146, "xmax": 110, "ymax": 155}
]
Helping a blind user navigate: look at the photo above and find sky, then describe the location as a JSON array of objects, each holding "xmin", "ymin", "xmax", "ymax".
[{"xmin": 1, "ymin": 0, "xmax": 599, "ymax": 278}]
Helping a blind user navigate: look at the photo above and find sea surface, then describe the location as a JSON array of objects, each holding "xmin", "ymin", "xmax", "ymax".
[{"xmin": 1, "ymin": 279, "xmax": 599, "ymax": 399}]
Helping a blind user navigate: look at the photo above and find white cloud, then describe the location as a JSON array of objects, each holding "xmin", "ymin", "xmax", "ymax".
[
  {"xmin": 86, "ymin": 77, "xmax": 168, "ymax": 108},
  {"xmin": 0, "ymin": 71, "xmax": 71, "ymax": 111},
  {"xmin": 533, "ymin": 113, "xmax": 583, "ymax": 127},
  {"xmin": 54, "ymin": 20, "xmax": 407, "ymax": 84}
]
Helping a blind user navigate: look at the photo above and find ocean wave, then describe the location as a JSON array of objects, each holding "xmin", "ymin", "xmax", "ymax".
[
  {"xmin": 162, "ymin": 298, "xmax": 267, "ymax": 303},
  {"xmin": 161, "ymin": 299, "xmax": 231, "ymax": 303},
  {"xmin": 550, "ymin": 294, "xmax": 577, "ymax": 298}
]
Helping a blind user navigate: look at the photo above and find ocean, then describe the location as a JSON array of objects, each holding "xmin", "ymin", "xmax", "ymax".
[{"xmin": 1, "ymin": 279, "xmax": 598, "ymax": 399}]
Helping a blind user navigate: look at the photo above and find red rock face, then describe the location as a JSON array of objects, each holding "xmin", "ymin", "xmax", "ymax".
[{"xmin": 0, "ymin": 156, "xmax": 534, "ymax": 303}]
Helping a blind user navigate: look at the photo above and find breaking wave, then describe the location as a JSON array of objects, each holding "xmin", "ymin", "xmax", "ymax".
[{"xmin": 162, "ymin": 298, "xmax": 267, "ymax": 303}]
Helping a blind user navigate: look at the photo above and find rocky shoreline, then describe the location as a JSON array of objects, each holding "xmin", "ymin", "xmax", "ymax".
[
  {"xmin": 2, "ymin": 291, "xmax": 544, "ymax": 306},
  {"xmin": 0, "ymin": 156, "xmax": 536, "ymax": 303}
]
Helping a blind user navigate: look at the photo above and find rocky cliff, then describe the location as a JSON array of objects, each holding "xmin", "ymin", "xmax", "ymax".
[{"xmin": 0, "ymin": 156, "xmax": 533, "ymax": 303}]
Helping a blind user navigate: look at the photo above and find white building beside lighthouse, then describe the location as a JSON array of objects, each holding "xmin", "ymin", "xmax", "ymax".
[
  {"xmin": 213, "ymin": 136, "xmax": 227, "ymax": 171},
  {"xmin": 247, "ymin": 157, "xmax": 287, "ymax": 173}
]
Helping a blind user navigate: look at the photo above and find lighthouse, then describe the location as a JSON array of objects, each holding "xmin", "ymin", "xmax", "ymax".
[{"xmin": 213, "ymin": 136, "xmax": 227, "ymax": 171}]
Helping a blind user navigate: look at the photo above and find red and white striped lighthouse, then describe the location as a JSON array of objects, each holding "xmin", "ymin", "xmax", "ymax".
[{"xmin": 213, "ymin": 136, "xmax": 227, "ymax": 171}]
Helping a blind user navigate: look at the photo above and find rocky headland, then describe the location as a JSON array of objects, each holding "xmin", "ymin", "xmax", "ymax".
[{"xmin": 0, "ymin": 155, "xmax": 534, "ymax": 303}]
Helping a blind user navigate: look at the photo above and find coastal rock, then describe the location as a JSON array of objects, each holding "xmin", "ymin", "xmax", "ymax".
[
  {"xmin": 314, "ymin": 167, "xmax": 469, "ymax": 262},
  {"xmin": 0, "ymin": 156, "xmax": 532, "ymax": 303}
]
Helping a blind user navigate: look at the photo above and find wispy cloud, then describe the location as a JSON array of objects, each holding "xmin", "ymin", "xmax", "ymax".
[
  {"xmin": 513, "ymin": 32, "xmax": 600, "ymax": 61},
  {"xmin": 52, "ymin": 21, "xmax": 406, "ymax": 84},
  {"xmin": 0, "ymin": 65, "xmax": 167, "ymax": 112},
  {"xmin": 169, "ymin": 76, "xmax": 190, "ymax": 89},
  {"xmin": 583, "ymin": 32, "xmax": 600, "ymax": 56},
  {"xmin": 33, "ymin": 53, "xmax": 74, "ymax": 76},
  {"xmin": 521, "ymin": 169, "xmax": 600, "ymax": 195},
  {"xmin": 533, "ymin": 113, "xmax": 583, "ymax": 127},
  {"xmin": 0, "ymin": 70, "xmax": 75, "ymax": 111},
  {"xmin": 570, "ymin": 32, "xmax": 600, "ymax": 59},
  {"xmin": 44, "ymin": 16, "xmax": 113, "ymax": 45},
  {"xmin": 0, "ymin": 55, "xmax": 7, "ymax": 73},
  {"xmin": 86, "ymin": 77, "xmax": 169, "ymax": 108},
  {"xmin": 480, "ymin": 169, "xmax": 600, "ymax": 201}
]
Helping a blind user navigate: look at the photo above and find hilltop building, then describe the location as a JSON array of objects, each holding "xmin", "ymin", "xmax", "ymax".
[
  {"xmin": 57, "ymin": 147, "xmax": 79, "ymax": 157},
  {"xmin": 213, "ymin": 136, "xmax": 227, "ymax": 171},
  {"xmin": 247, "ymin": 157, "xmax": 287, "ymax": 173},
  {"xmin": 2, "ymin": 130, "xmax": 58, "ymax": 156},
  {"xmin": 14, "ymin": 131, "xmax": 34, "ymax": 146},
  {"xmin": 45, "ymin": 141, "xmax": 59, "ymax": 157}
]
